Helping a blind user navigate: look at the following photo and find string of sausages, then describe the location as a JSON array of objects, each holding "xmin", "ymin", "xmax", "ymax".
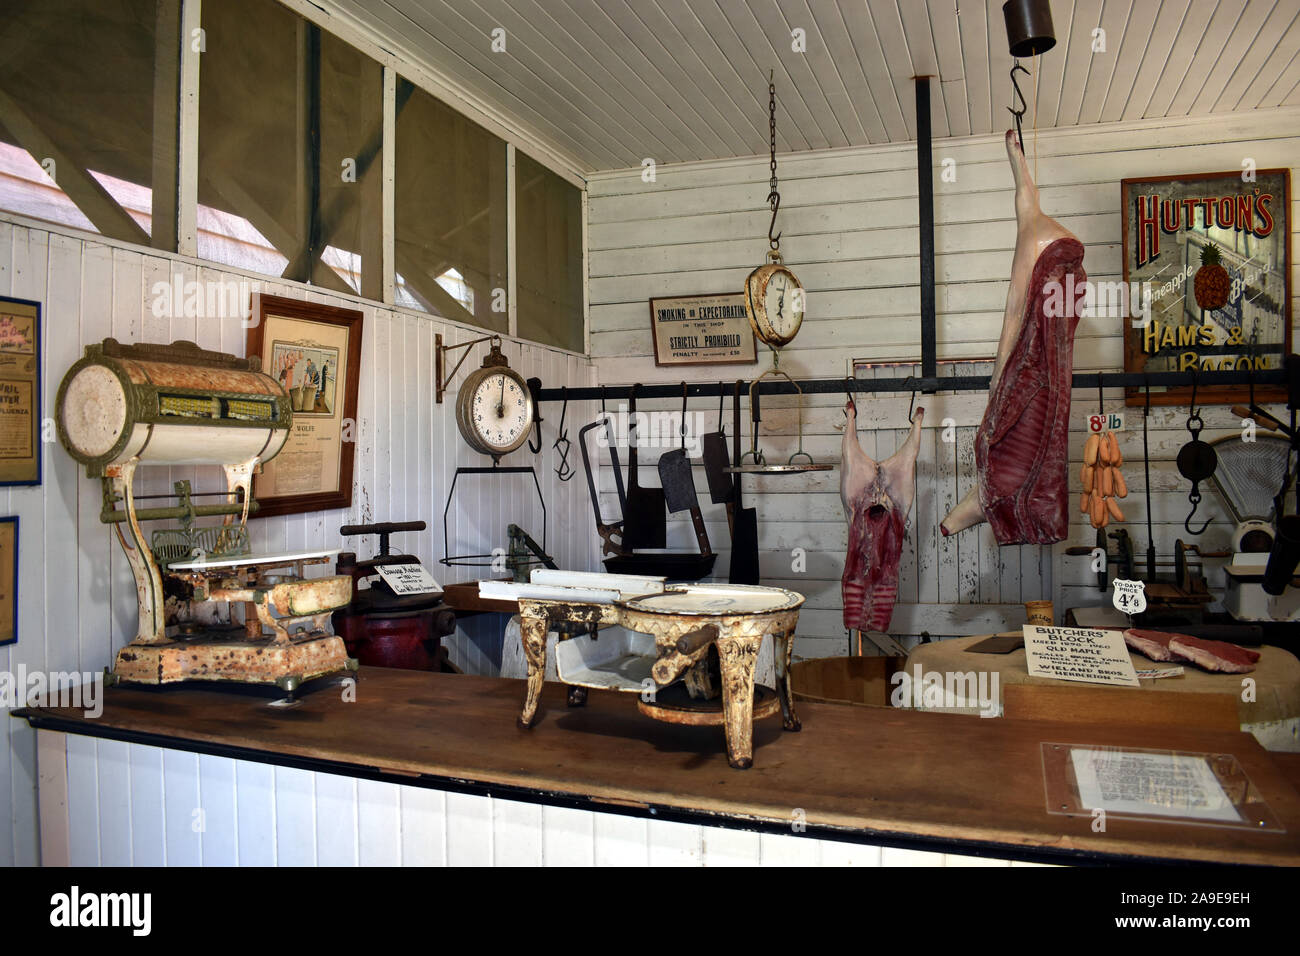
[{"xmin": 1080, "ymin": 431, "xmax": 1127, "ymax": 529}]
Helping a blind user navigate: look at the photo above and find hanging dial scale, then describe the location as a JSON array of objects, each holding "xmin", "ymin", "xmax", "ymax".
[
  {"xmin": 455, "ymin": 337, "xmax": 534, "ymax": 463},
  {"xmin": 732, "ymin": 74, "xmax": 826, "ymax": 476},
  {"xmin": 744, "ymin": 73, "xmax": 805, "ymax": 353}
]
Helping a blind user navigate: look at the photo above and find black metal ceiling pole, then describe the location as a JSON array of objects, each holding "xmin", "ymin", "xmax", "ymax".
[{"xmin": 916, "ymin": 76, "xmax": 937, "ymax": 385}]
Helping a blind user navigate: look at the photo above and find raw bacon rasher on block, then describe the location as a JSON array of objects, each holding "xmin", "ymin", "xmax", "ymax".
[{"xmin": 941, "ymin": 130, "xmax": 1087, "ymax": 545}]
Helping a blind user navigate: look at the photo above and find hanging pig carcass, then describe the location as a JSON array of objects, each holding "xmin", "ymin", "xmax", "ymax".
[{"xmin": 941, "ymin": 131, "xmax": 1087, "ymax": 545}]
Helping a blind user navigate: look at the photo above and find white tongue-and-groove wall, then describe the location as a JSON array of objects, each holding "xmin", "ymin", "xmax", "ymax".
[
  {"xmin": 0, "ymin": 219, "xmax": 597, "ymax": 866},
  {"xmin": 587, "ymin": 108, "xmax": 1300, "ymax": 656}
]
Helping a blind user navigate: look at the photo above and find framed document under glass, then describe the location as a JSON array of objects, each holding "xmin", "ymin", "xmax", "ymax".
[
  {"xmin": 0, "ymin": 516, "xmax": 16, "ymax": 646},
  {"xmin": 247, "ymin": 294, "xmax": 363, "ymax": 518},
  {"xmin": 0, "ymin": 297, "xmax": 40, "ymax": 486},
  {"xmin": 1041, "ymin": 742, "xmax": 1283, "ymax": 832}
]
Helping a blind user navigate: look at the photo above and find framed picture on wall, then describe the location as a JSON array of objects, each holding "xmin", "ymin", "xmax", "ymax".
[
  {"xmin": 247, "ymin": 294, "xmax": 363, "ymax": 518},
  {"xmin": 649, "ymin": 293, "xmax": 758, "ymax": 366},
  {"xmin": 0, "ymin": 296, "xmax": 41, "ymax": 485},
  {"xmin": 1121, "ymin": 169, "xmax": 1291, "ymax": 406},
  {"xmin": 0, "ymin": 516, "xmax": 15, "ymax": 646}
]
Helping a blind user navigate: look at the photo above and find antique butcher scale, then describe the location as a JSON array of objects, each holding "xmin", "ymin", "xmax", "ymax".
[{"xmin": 55, "ymin": 339, "xmax": 355, "ymax": 690}]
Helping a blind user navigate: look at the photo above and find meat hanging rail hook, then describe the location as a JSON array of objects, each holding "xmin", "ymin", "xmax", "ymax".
[
  {"xmin": 553, "ymin": 386, "xmax": 573, "ymax": 481},
  {"xmin": 1008, "ymin": 60, "xmax": 1030, "ymax": 152},
  {"xmin": 905, "ymin": 376, "xmax": 919, "ymax": 423}
]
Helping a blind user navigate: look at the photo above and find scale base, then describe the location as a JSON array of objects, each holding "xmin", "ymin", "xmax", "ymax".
[
  {"xmin": 638, "ymin": 682, "xmax": 781, "ymax": 726},
  {"xmin": 111, "ymin": 631, "xmax": 356, "ymax": 690}
]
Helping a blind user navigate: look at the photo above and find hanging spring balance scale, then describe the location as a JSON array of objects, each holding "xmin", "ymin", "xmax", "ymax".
[
  {"xmin": 731, "ymin": 73, "xmax": 826, "ymax": 475},
  {"xmin": 1177, "ymin": 377, "xmax": 1218, "ymax": 536}
]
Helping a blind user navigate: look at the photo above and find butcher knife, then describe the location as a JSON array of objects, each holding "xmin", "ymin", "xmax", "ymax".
[
  {"xmin": 623, "ymin": 385, "xmax": 666, "ymax": 549},
  {"xmin": 658, "ymin": 389, "xmax": 711, "ymax": 556}
]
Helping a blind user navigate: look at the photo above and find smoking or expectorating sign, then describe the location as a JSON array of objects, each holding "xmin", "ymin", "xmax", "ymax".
[{"xmin": 648, "ymin": 293, "xmax": 757, "ymax": 366}]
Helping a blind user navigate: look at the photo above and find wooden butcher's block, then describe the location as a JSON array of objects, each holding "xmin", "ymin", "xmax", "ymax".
[{"xmin": 903, "ymin": 634, "xmax": 1300, "ymax": 752}]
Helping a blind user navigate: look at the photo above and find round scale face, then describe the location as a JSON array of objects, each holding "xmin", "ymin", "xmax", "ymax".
[
  {"xmin": 470, "ymin": 371, "xmax": 530, "ymax": 452},
  {"xmin": 746, "ymin": 263, "xmax": 804, "ymax": 348},
  {"xmin": 62, "ymin": 364, "xmax": 128, "ymax": 458},
  {"xmin": 762, "ymin": 268, "xmax": 803, "ymax": 341}
]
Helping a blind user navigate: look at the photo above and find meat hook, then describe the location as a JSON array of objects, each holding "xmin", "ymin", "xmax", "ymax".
[
  {"xmin": 527, "ymin": 377, "xmax": 544, "ymax": 454},
  {"xmin": 1184, "ymin": 493, "xmax": 1211, "ymax": 536},
  {"xmin": 1007, "ymin": 61, "xmax": 1030, "ymax": 152},
  {"xmin": 553, "ymin": 386, "xmax": 573, "ymax": 481},
  {"xmin": 904, "ymin": 376, "xmax": 919, "ymax": 423}
]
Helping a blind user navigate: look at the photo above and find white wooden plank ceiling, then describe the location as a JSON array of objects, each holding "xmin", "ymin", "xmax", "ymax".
[{"xmin": 329, "ymin": 0, "xmax": 1300, "ymax": 172}]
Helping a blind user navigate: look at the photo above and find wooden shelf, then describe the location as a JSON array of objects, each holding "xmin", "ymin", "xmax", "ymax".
[{"xmin": 16, "ymin": 668, "xmax": 1300, "ymax": 866}]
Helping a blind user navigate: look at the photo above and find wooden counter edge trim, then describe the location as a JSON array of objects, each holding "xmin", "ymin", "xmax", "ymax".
[{"xmin": 13, "ymin": 710, "xmax": 1262, "ymax": 869}]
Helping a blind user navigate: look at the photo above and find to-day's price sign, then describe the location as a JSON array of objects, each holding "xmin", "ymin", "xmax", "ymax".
[
  {"xmin": 1085, "ymin": 412, "xmax": 1124, "ymax": 433},
  {"xmin": 1112, "ymin": 578, "xmax": 1147, "ymax": 615},
  {"xmin": 375, "ymin": 562, "xmax": 441, "ymax": 595}
]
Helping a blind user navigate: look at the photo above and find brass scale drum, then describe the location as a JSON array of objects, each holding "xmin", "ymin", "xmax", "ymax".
[{"xmin": 56, "ymin": 339, "xmax": 354, "ymax": 690}]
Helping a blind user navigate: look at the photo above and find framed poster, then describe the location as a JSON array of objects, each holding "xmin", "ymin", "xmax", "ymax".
[
  {"xmin": 0, "ymin": 297, "xmax": 40, "ymax": 485},
  {"xmin": 0, "ymin": 516, "xmax": 15, "ymax": 646},
  {"xmin": 649, "ymin": 293, "xmax": 757, "ymax": 366},
  {"xmin": 1122, "ymin": 169, "xmax": 1291, "ymax": 406},
  {"xmin": 247, "ymin": 294, "xmax": 363, "ymax": 518}
]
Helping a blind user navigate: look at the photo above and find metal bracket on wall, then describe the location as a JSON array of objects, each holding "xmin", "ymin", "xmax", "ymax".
[{"xmin": 435, "ymin": 333, "xmax": 506, "ymax": 403}]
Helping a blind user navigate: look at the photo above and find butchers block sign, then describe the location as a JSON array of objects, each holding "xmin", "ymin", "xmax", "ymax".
[
  {"xmin": 1121, "ymin": 169, "xmax": 1291, "ymax": 406},
  {"xmin": 649, "ymin": 293, "xmax": 757, "ymax": 366},
  {"xmin": 1023, "ymin": 625, "xmax": 1140, "ymax": 687}
]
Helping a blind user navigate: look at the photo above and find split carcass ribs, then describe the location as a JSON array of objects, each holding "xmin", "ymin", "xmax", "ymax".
[
  {"xmin": 941, "ymin": 131, "xmax": 1087, "ymax": 545},
  {"xmin": 841, "ymin": 402, "xmax": 924, "ymax": 632}
]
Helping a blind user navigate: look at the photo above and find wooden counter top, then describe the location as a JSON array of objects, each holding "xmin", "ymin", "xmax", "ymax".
[{"xmin": 16, "ymin": 668, "xmax": 1300, "ymax": 866}]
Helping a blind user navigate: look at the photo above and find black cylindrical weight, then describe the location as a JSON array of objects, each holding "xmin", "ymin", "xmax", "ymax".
[{"xmin": 1003, "ymin": 0, "xmax": 1056, "ymax": 57}]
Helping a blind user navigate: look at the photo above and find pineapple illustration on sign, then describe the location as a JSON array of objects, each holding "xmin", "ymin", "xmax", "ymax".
[{"xmin": 1193, "ymin": 243, "xmax": 1231, "ymax": 312}]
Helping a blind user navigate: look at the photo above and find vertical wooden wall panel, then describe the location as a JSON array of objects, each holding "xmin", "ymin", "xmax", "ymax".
[
  {"xmin": 314, "ymin": 772, "xmax": 359, "ymax": 866},
  {"xmin": 491, "ymin": 797, "xmax": 544, "ymax": 865},
  {"xmin": 541, "ymin": 805, "xmax": 595, "ymax": 866},
  {"xmin": 445, "ymin": 791, "xmax": 493, "ymax": 865},
  {"xmin": 234, "ymin": 759, "xmax": 277, "ymax": 867},
  {"xmin": 128, "ymin": 744, "xmax": 165, "ymax": 866},
  {"xmin": 92, "ymin": 739, "xmax": 133, "ymax": 865},
  {"xmin": 357, "ymin": 778, "xmax": 402, "ymax": 865},
  {"xmin": 65, "ymin": 732, "xmax": 100, "ymax": 866},
  {"xmin": 162, "ymin": 750, "xmax": 202, "ymax": 866},
  {"xmin": 273, "ymin": 765, "xmax": 317, "ymax": 866},
  {"xmin": 398, "ymin": 785, "xmax": 446, "ymax": 866},
  {"xmin": 699, "ymin": 825, "xmax": 761, "ymax": 865},
  {"xmin": 8, "ymin": 225, "xmax": 47, "ymax": 867},
  {"xmin": 197, "ymin": 753, "xmax": 238, "ymax": 867}
]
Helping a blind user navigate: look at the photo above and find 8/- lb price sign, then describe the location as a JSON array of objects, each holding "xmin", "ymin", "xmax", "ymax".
[{"xmin": 1085, "ymin": 412, "xmax": 1124, "ymax": 433}]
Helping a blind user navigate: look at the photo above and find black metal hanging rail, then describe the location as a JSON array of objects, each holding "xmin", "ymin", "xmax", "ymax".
[{"xmin": 534, "ymin": 369, "xmax": 1286, "ymax": 403}]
